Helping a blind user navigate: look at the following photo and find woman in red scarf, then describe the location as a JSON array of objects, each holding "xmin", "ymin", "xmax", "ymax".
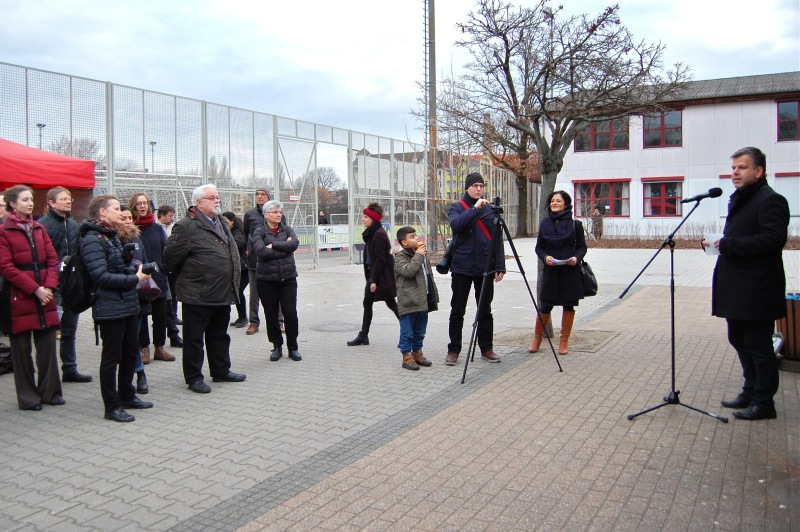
[
  {"xmin": 0, "ymin": 185, "xmax": 63, "ymax": 410},
  {"xmin": 129, "ymin": 193, "xmax": 176, "ymax": 365}
]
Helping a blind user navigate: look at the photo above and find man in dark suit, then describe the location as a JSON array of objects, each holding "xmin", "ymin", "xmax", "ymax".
[
  {"xmin": 164, "ymin": 185, "xmax": 246, "ymax": 394},
  {"xmin": 704, "ymin": 147, "xmax": 790, "ymax": 420}
]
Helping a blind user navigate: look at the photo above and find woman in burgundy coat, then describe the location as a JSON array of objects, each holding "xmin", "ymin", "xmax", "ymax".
[{"xmin": 0, "ymin": 185, "xmax": 63, "ymax": 411}]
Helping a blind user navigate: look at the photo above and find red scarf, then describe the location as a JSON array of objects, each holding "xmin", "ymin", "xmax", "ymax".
[{"xmin": 134, "ymin": 212, "xmax": 155, "ymax": 227}]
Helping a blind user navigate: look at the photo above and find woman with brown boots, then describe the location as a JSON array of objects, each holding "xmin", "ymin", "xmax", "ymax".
[{"xmin": 529, "ymin": 190, "xmax": 587, "ymax": 355}]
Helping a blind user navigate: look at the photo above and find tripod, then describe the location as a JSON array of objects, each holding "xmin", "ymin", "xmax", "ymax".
[
  {"xmin": 622, "ymin": 201, "xmax": 728, "ymax": 423},
  {"xmin": 461, "ymin": 200, "xmax": 563, "ymax": 384}
]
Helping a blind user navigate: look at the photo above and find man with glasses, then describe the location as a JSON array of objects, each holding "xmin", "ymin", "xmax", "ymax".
[
  {"xmin": 243, "ymin": 187, "xmax": 271, "ymax": 334},
  {"xmin": 164, "ymin": 184, "xmax": 246, "ymax": 394},
  {"xmin": 445, "ymin": 172, "xmax": 505, "ymax": 366}
]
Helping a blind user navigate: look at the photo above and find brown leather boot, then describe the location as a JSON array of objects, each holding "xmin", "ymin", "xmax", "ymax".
[
  {"xmin": 528, "ymin": 313, "xmax": 550, "ymax": 353},
  {"xmin": 402, "ymin": 352, "xmax": 420, "ymax": 370},
  {"xmin": 154, "ymin": 346, "xmax": 176, "ymax": 362},
  {"xmin": 411, "ymin": 349, "xmax": 432, "ymax": 367},
  {"xmin": 141, "ymin": 346, "xmax": 151, "ymax": 365},
  {"xmin": 559, "ymin": 310, "xmax": 575, "ymax": 355}
]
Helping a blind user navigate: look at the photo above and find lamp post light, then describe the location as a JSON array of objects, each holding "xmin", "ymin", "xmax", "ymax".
[
  {"xmin": 36, "ymin": 123, "xmax": 46, "ymax": 149},
  {"xmin": 149, "ymin": 141, "xmax": 157, "ymax": 175}
]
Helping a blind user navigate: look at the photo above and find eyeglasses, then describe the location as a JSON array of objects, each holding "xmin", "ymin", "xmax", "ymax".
[
  {"xmin": 135, "ymin": 201, "xmax": 149, "ymax": 206},
  {"xmin": 203, "ymin": 196, "xmax": 221, "ymax": 201},
  {"xmin": 266, "ymin": 210, "xmax": 282, "ymax": 215}
]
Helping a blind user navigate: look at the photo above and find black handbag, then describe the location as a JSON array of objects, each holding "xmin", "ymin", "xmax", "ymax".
[
  {"xmin": 580, "ymin": 260, "xmax": 598, "ymax": 297},
  {"xmin": 571, "ymin": 222, "xmax": 597, "ymax": 297}
]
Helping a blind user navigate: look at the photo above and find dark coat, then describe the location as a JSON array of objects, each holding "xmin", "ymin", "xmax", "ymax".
[
  {"xmin": 136, "ymin": 220, "xmax": 169, "ymax": 297},
  {"xmin": 79, "ymin": 221, "xmax": 140, "ymax": 321},
  {"xmin": 164, "ymin": 207, "xmax": 241, "ymax": 306},
  {"xmin": 535, "ymin": 219, "xmax": 587, "ymax": 305},
  {"xmin": 38, "ymin": 207, "xmax": 80, "ymax": 261},
  {"xmin": 712, "ymin": 179, "xmax": 789, "ymax": 321},
  {"xmin": 231, "ymin": 226, "xmax": 247, "ymax": 271},
  {"xmin": 448, "ymin": 196, "xmax": 506, "ymax": 277},
  {"xmin": 363, "ymin": 224, "xmax": 396, "ymax": 302},
  {"xmin": 0, "ymin": 215, "xmax": 60, "ymax": 334},
  {"xmin": 253, "ymin": 222, "xmax": 299, "ymax": 282},
  {"xmin": 243, "ymin": 205, "xmax": 265, "ymax": 270}
]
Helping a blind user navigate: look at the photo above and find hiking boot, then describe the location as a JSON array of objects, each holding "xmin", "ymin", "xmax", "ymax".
[
  {"xmin": 445, "ymin": 351, "xmax": 458, "ymax": 366},
  {"xmin": 246, "ymin": 324, "xmax": 259, "ymax": 335},
  {"xmin": 347, "ymin": 332, "xmax": 369, "ymax": 346},
  {"xmin": 402, "ymin": 352, "xmax": 420, "ymax": 370},
  {"xmin": 154, "ymin": 346, "xmax": 176, "ymax": 361},
  {"xmin": 411, "ymin": 349, "xmax": 432, "ymax": 367}
]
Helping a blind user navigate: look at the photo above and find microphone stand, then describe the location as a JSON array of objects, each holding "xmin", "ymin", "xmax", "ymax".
[{"xmin": 622, "ymin": 200, "xmax": 728, "ymax": 423}]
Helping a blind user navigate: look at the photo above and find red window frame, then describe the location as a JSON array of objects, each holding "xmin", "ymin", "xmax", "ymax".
[
  {"xmin": 642, "ymin": 178, "xmax": 683, "ymax": 217},
  {"xmin": 574, "ymin": 118, "xmax": 630, "ymax": 152},
  {"xmin": 643, "ymin": 110, "xmax": 682, "ymax": 148},
  {"xmin": 778, "ymin": 100, "xmax": 799, "ymax": 141},
  {"xmin": 573, "ymin": 179, "xmax": 630, "ymax": 217}
]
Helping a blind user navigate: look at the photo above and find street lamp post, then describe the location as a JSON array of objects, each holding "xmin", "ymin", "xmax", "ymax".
[
  {"xmin": 36, "ymin": 123, "xmax": 46, "ymax": 149},
  {"xmin": 149, "ymin": 141, "xmax": 157, "ymax": 175}
]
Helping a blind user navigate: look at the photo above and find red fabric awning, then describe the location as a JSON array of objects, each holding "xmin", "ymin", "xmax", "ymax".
[{"xmin": 0, "ymin": 138, "xmax": 95, "ymax": 190}]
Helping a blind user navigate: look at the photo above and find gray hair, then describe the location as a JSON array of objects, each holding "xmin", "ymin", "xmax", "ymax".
[
  {"xmin": 263, "ymin": 200, "xmax": 283, "ymax": 213},
  {"xmin": 731, "ymin": 147, "xmax": 767, "ymax": 176},
  {"xmin": 192, "ymin": 184, "xmax": 218, "ymax": 204}
]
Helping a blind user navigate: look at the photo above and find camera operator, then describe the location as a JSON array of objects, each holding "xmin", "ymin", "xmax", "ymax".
[
  {"xmin": 80, "ymin": 195, "xmax": 153, "ymax": 422},
  {"xmin": 445, "ymin": 172, "xmax": 506, "ymax": 366}
]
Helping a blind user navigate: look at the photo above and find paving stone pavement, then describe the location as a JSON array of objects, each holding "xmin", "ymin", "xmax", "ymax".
[{"xmin": 0, "ymin": 240, "xmax": 798, "ymax": 531}]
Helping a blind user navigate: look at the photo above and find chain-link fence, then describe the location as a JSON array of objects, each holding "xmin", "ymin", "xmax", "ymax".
[{"xmin": 0, "ymin": 61, "xmax": 522, "ymax": 265}]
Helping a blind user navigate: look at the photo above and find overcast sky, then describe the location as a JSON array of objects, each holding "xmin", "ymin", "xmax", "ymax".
[{"xmin": 2, "ymin": 0, "xmax": 799, "ymax": 144}]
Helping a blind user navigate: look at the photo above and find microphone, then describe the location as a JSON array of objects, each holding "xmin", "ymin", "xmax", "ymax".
[{"xmin": 681, "ymin": 187, "xmax": 723, "ymax": 203}]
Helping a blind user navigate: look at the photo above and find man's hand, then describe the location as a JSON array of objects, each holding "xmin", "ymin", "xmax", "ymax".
[
  {"xmin": 370, "ymin": 282, "xmax": 377, "ymax": 293},
  {"xmin": 475, "ymin": 198, "xmax": 490, "ymax": 210},
  {"xmin": 495, "ymin": 272, "xmax": 504, "ymax": 282}
]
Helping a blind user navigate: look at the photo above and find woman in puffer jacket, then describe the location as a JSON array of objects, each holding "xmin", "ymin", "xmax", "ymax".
[
  {"xmin": 80, "ymin": 195, "xmax": 152, "ymax": 423},
  {"xmin": 0, "ymin": 185, "xmax": 63, "ymax": 411}
]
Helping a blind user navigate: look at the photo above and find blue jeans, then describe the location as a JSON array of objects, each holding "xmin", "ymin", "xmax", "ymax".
[
  {"xmin": 399, "ymin": 312, "xmax": 428, "ymax": 354},
  {"xmin": 134, "ymin": 315, "xmax": 144, "ymax": 373}
]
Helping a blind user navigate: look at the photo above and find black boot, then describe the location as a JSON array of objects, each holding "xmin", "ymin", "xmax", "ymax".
[
  {"xmin": 136, "ymin": 370, "xmax": 149, "ymax": 394},
  {"xmin": 346, "ymin": 332, "xmax": 369, "ymax": 346}
]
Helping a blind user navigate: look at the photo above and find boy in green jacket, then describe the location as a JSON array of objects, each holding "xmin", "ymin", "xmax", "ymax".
[{"xmin": 394, "ymin": 226, "xmax": 438, "ymax": 370}]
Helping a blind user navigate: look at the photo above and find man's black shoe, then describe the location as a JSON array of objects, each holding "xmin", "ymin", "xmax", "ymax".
[
  {"xmin": 43, "ymin": 399, "xmax": 66, "ymax": 406},
  {"xmin": 25, "ymin": 403, "xmax": 43, "ymax": 411},
  {"xmin": 270, "ymin": 347, "xmax": 283, "ymax": 361},
  {"xmin": 175, "ymin": 318, "xmax": 183, "ymax": 325},
  {"xmin": 288, "ymin": 350, "xmax": 302, "ymax": 361},
  {"xmin": 121, "ymin": 397, "xmax": 154, "ymax": 409},
  {"xmin": 212, "ymin": 371, "xmax": 246, "ymax": 382},
  {"xmin": 0, "ymin": 342, "xmax": 10, "ymax": 354},
  {"xmin": 732, "ymin": 404, "xmax": 777, "ymax": 421},
  {"xmin": 188, "ymin": 381, "xmax": 212, "ymax": 394},
  {"xmin": 169, "ymin": 336, "xmax": 184, "ymax": 348},
  {"xmin": 105, "ymin": 408, "xmax": 135, "ymax": 422},
  {"xmin": 721, "ymin": 394, "xmax": 751, "ymax": 409},
  {"xmin": 230, "ymin": 318, "xmax": 248, "ymax": 328},
  {"xmin": 62, "ymin": 371, "xmax": 93, "ymax": 383}
]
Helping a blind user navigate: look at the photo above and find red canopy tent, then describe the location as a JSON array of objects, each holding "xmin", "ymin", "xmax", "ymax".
[{"xmin": 0, "ymin": 138, "xmax": 96, "ymax": 220}]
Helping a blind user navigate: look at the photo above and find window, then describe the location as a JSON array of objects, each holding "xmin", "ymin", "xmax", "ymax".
[
  {"xmin": 574, "ymin": 118, "xmax": 629, "ymax": 152},
  {"xmin": 643, "ymin": 180, "xmax": 683, "ymax": 217},
  {"xmin": 574, "ymin": 180, "xmax": 630, "ymax": 217},
  {"xmin": 644, "ymin": 110, "xmax": 682, "ymax": 148},
  {"xmin": 774, "ymin": 173, "xmax": 800, "ymax": 216},
  {"xmin": 778, "ymin": 101, "xmax": 799, "ymax": 141}
]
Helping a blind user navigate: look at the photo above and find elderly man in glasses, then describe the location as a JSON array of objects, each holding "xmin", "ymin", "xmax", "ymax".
[{"xmin": 164, "ymin": 184, "xmax": 246, "ymax": 394}]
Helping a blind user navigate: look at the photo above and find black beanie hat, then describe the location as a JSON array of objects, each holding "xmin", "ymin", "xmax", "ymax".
[{"xmin": 465, "ymin": 172, "xmax": 485, "ymax": 190}]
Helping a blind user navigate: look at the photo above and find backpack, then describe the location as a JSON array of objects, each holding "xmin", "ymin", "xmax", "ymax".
[{"xmin": 58, "ymin": 252, "xmax": 94, "ymax": 314}]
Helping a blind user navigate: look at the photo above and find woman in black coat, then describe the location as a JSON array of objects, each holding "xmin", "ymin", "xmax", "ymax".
[
  {"xmin": 80, "ymin": 195, "xmax": 152, "ymax": 422},
  {"xmin": 346, "ymin": 202, "xmax": 398, "ymax": 346},
  {"xmin": 253, "ymin": 200, "xmax": 301, "ymax": 361},
  {"xmin": 223, "ymin": 211, "xmax": 249, "ymax": 328},
  {"xmin": 529, "ymin": 190, "xmax": 586, "ymax": 356}
]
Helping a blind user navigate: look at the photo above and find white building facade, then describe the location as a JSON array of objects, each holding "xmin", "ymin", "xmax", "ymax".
[{"xmin": 556, "ymin": 72, "xmax": 800, "ymax": 239}]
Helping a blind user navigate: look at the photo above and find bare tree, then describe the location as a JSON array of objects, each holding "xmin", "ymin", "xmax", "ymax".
[
  {"xmin": 49, "ymin": 135, "xmax": 105, "ymax": 166},
  {"xmin": 208, "ymin": 156, "xmax": 229, "ymax": 178},
  {"xmin": 315, "ymin": 166, "xmax": 345, "ymax": 192},
  {"xmin": 438, "ymin": 0, "xmax": 690, "ymax": 236}
]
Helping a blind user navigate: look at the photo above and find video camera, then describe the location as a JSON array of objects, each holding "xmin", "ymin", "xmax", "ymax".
[{"xmin": 123, "ymin": 243, "xmax": 159, "ymax": 275}]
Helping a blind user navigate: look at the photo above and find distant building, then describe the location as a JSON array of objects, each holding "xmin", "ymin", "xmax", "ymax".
[{"xmin": 556, "ymin": 72, "xmax": 800, "ymax": 238}]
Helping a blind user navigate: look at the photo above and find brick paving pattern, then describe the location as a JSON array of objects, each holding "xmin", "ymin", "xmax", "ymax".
[{"xmin": 0, "ymin": 241, "xmax": 797, "ymax": 531}]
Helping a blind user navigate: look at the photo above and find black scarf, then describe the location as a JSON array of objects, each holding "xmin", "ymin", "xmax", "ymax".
[
  {"xmin": 361, "ymin": 221, "xmax": 380, "ymax": 242},
  {"xmin": 728, "ymin": 177, "xmax": 767, "ymax": 215},
  {"xmin": 539, "ymin": 208, "xmax": 575, "ymax": 247}
]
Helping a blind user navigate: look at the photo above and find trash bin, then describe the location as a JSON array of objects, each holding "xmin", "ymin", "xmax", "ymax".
[
  {"xmin": 776, "ymin": 293, "xmax": 800, "ymax": 372},
  {"xmin": 355, "ymin": 243, "xmax": 366, "ymax": 264}
]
